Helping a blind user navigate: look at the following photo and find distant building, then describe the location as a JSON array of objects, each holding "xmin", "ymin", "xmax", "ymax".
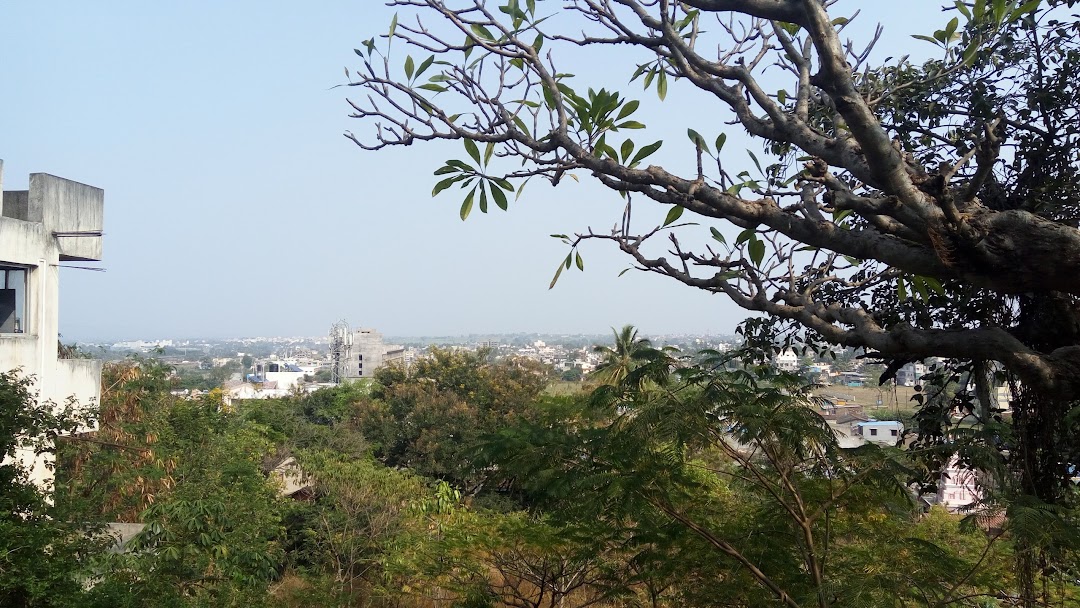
[
  {"xmin": 816, "ymin": 394, "xmax": 866, "ymax": 423},
  {"xmin": 835, "ymin": 370, "xmax": 869, "ymax": 386},
  {"xmin": 994, "ymin": 384, "xmax": 1013, "ymax": 414},
  {"xmin": 269, "ymin": 456, "xmax": 313, "ymax": 499},
  {"xmin": 773, "ymin": 348, "xmax": 799, "ymax": 372},
  {"xmin": 250, "ymin": 361, "xmax": 307, "ymax": 391},
  {"xmin": 222, "ymin": 380, "xmax": 293, "ymax": 405},
  {"xmin": 0, "ymin": 162, "xmax": 105, "ymax": 487},
  {"xmin": 852, "ymin": 420, "xmax": 903, "ymax": 444},
  {"xmin": 112, "ymin": 339, "xmax": 172, "ymax": 351},
  {"xmin": 937, "ymin": 457, "xmax": 981, "ymax": 512},
  {"xmin": 896, "ymin": 362, "xmax": 928, "ymax": 386},
  {"xmin": 343, "ymin": 327, "xmax": 404, "ymax": 380}
]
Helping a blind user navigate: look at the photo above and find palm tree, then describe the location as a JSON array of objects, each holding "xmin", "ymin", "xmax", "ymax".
[{"xmin": 591, "ymin": 325, "xmax": 651, "ymax": 386}]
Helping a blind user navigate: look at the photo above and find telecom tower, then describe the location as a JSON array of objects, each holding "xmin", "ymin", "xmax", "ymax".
[{"xmin": 328, "ymin": 320, "xmax": 352, "ymax": 384}]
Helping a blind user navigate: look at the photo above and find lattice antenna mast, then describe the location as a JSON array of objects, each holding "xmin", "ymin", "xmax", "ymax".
[{"xmin": 328, "ymin": 320, "xmax": 352, "ymax": 384}]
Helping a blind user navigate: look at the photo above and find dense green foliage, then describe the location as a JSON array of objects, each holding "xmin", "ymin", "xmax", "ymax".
[
  {"xmin": 355, "ymin": 348, "xmax": 549, "ymax": 489},
  {"xmin": 3, "ymin": 343, "xmax": 1076, "ymax": 606},
  {"xmin": 0, "ymin": 371, "xmax": 108, "ymax": 608},
  {"xmin": 484, "ymin": 348, "xmax": 1018, "ymax": 607},
  {"xmin": 340, "ymin": 1, "xmax": 1080, "ymax": 602}
]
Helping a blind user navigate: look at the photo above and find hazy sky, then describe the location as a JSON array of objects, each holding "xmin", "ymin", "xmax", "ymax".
[{"xmin": 0, "ymin": 1, "xmax": 937, "ymax": 340}]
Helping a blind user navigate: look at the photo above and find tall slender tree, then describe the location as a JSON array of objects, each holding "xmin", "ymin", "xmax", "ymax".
[{"xmin": 591, "ymin": 325, "xmax": 651, "ymax": 385}]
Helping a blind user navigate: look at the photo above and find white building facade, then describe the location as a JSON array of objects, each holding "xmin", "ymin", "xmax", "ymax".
[
  {"xmin": 774, "ymin": 348, "xmax": 799, "ymax": 372},
  {"xmin": 852, "ymin": 419, "xmax": 904, "ymax": 445},
  {"xmin": 0, "ymin": 161, "xmax": 104, "ymax": 487},
  {"xmin": 937, "ymin": 457, "xmax": 982, "ymax": 512}
]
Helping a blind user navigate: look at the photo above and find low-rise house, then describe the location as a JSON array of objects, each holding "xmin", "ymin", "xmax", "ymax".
[
  {"xmin": 253, "ymin": 361, "xmax": 307, "ymax": 391},
  {"xmin": 222, "ymin": 380, "xmax": 291, "ymax": 405},
  {"xmin": 852, "ymin": 419, "xmax": 903, "ymax": 444},
  {"xmin": 835, "ymin": 371, "xmax": 869, "ymax": 386}
]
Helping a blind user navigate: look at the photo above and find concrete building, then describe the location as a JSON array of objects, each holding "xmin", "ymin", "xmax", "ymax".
[
  {"xmin": 0, "ymin": 161, "xmax": 104, "ymax": 487},
  {"xmin": 937, "ymin": 457, "xmax": 982, "ymax": 513},
  {"xmin": 249, "ymin": 361, "xmax": 307, "ymax": 391},
  {"xmin": 773, "ymin": 348, "xmax": 799, "ymax": 372},
  {"xmin": 344, "ymin": 327, "xmax": 404, "ymax": 379},
  {"xmin": 852, "ymin": 419, "xmax": 903, "ymax": 445},
  {"xmin": 896, "ymin": 361, "xmax": 928, "ymax": 386},
  {"xmin": 223, "ymin": 382, "xmax": 290, "ymax": 405}
]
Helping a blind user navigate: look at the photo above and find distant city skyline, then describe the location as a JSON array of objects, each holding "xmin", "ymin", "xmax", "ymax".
[{"xmin": 80, "ymin": 327, "xmax": 742, "ymax": 345}]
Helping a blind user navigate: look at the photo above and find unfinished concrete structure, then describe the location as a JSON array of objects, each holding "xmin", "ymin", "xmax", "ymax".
[
  {"xmin": 0, "ymin": 160, "xmax": 104, "ymax": 487},
  {"xmin": 330, "ymin": 325, "xmax": 404, "ymax": 381}
]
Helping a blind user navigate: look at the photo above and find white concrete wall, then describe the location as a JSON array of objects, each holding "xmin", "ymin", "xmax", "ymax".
[
  {"xmin": 938, "ymin": 459, "xmax": 980, "ymax": 512},
  {"xmin": 0, "ymin": 334, "xmax": 39, "ymax": 373},
  {"xmin": 264, "ymin": 370, "xmax": 305, "ymax": 391},
  {"xmin": 0, "ymin": 162, "xmax": 104, "ymax": 489},
  {"xmin": 31, "ymin": 173, "xmax": 104, "ymax": 261},
  {"xmin": 0, "ymin": 216, "xmax": 50, "ymax": 264},
  {"xmin": 774, "ymin": 348, "xmax": 799, "ymax": 372},
  {"xmin": 855, "ymin": 421, "xmax": 903, "ymax": 444},
  {"xmin": 51, "ymin": 358, "xmax": 103, "ymax": 410},
  {"xmin": 271, "ymin": 457, "xmax": 312, "ymax": 497}
]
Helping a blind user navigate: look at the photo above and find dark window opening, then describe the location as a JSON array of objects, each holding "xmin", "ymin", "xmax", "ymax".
[
  {"xmin": 869, "ymin": 428, "xmax": 878, "ymax": 436},
  {"xmin": 0, "ymin": 266, "xmax": 27, "ymax": 333}
]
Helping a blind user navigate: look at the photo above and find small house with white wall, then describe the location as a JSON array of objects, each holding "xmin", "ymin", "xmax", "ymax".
[
  {"xmin": 0, "ymin": 161, "xmax": 104, "ymax": 487},
  {"xmin": 251, "ymin": 361, "xmax": 307, "ymax": 391},
  {"xmin": 852, "ymin": 419, "xmax": 903, "ymax": 445}
]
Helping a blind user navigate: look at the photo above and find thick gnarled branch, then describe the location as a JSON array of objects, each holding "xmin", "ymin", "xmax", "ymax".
[{"xmin": 345, "ymin": 0, "xmax": 1080, "ymax": 401}]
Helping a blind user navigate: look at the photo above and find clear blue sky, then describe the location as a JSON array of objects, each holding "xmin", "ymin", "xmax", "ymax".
[{"xmin": 0, "ymin": 1, "xmax": 939, "ymax": 340}]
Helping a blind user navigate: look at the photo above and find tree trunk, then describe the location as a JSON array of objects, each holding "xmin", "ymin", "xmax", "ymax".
[{"xmin": 1009, "ymin": 379, "xmax": 1076, "ymax": 608}]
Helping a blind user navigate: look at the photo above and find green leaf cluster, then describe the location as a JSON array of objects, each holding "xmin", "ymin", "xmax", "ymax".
[{"xmin": 432, "ymin": 140, "xmax": 515, "ymax": 220}]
